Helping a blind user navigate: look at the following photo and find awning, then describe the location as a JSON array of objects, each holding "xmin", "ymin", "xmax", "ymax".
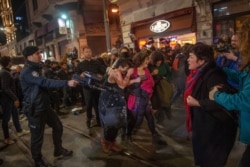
[{"xmin": 131, "ymin": 7, "xmax": 196, "ymax": 37}]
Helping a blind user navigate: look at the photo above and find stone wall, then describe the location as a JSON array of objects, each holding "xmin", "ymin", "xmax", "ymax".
[{"xmin": 195, "ymin": 0, "xmax": 213, "ymax": 45}]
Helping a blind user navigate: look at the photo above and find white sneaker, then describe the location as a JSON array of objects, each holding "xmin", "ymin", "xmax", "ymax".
[
  {"xmin": 17, "ymin": 129, "xmax": 30, "ymax": 137},
  {"xmin": 19, "ymin": 114, "xmax": 27, "ymax": 121}
]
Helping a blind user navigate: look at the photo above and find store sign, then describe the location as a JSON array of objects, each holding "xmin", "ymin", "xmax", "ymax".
[{"xmin": 150, "ymin": 20, "xmax": 170, "ymax": 33}]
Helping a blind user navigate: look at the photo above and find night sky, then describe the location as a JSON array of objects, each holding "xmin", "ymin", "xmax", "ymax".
[
  {"xmin": 0, "ymin": 0, "xmax": 26, "ymax": 45},
  {"xmin": 12, "ymin": 0, "xmax": 26, "ymax": 16}
]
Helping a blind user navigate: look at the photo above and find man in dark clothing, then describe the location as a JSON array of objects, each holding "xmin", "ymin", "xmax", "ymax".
[
  {"xmin": 0, "ymin": 56, "xmax": 30, "ymax": 145},
  {"xmin": 43, "ymin": 61, "xmax": 66, "ymax": 115},
  {"xmin": 20, "ymin": 46, "xmax": 78, "ymax": 167},
  {"xmin": 58, "ymin": 62, "xmax": 72, "ymax": 107},
  {"xmin": 76, "ymin": 46, "xmax": 106, "ymax": 128}
]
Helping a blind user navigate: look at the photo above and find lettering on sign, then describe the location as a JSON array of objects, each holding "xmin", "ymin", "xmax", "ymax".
[{"xmin": 150, "ymin": 20, "xmax": 171, "ymax": 33}]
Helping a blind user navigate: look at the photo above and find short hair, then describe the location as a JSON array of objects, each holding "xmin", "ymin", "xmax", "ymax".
[
  {"xmin": 82, "ymin": 46, "xmax": 91, "ymax": 52},
  {"xmin": 44, "ymin": 59, "xmax": 51, "ymax": 66},
  {"xmin": 190, "ymin": 43, "xmax": 214, "ymax": 62},
  {"xmin": 0, "ymin": 56, "xmax": 11, "ymax": 68}
]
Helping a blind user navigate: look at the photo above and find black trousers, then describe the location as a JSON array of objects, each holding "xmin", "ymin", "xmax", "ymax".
[
  {"xmin": 48, "ymin": 90, "xmax": 61, "ymax": 111},
  {"xmin": 26, "ymin": 108, "xmax": 63, "ymax": 161},
  {"xmin": 83, "ymin": 87, "xmax": 100, "ymax": 123},
  {"xmin": 127, "ymin": 96, "xmax": 156, "ymax": 136}
]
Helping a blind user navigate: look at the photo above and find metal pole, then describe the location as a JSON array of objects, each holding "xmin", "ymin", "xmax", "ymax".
[{"xmin": 102, "ymin": 0, "xmax": 111, "ymax": 52}]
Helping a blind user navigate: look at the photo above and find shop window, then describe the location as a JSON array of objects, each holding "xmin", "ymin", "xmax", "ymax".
[
  {"xmin": 213, "ymin": 0, "xmax": 250, "ymax": 17},
  {"xmin": 214, "ymin": 20, "xmax": 234, "ymax": 38},
  {"xmin": 235, "ymin": 15, "xmax": 250, "ymax": 32}
]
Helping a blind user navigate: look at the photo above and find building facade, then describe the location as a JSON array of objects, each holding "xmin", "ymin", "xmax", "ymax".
[
  {"xmin": 1, "ymin": 0, "xmax": 122, "ymax": 60},
  {"xmin": 0, "ymin": 0, "xmax": 16, "ymax": 56},
  {"xmin": 212, "ymin": 0, "xmax": 250, "ymax": 38},
  {"xmin": 1, "ymin": 0, "xmax": 249, "ymax": 60},
  {"xmin": 116, "ymin": 0, "xmax": 250, "ymax": 49},
  {"xmin": 117, "ymin": 0, "xmax": 195, "ymax": 49}
]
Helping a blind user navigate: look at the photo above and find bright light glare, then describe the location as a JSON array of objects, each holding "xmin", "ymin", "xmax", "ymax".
[
  {"xmin": 57, "ymin": 18, "xmax": 66, "ymax": 27},
  {"xmin": 61, "ymin": 14, "xmax": 67, "ymax": 20},
  {"xmin": 111, "ymin": 8, "xmax": 118, "ymax": 13}
]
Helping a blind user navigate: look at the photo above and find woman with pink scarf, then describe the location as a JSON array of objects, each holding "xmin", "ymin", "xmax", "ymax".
[{"xmin": 125, "ymin": 52, "xmax": 167, "ymax": 146}]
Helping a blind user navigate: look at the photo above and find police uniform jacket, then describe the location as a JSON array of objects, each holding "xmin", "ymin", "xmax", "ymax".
[{"xmin": 20, "ymin": 61, "xmax": 68, "ymax": 113}]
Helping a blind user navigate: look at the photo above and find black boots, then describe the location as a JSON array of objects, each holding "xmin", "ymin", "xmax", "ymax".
[
  {"xmin": 54, "ymin": 148, "xmax": 73, "ymax": 159},
  {"xmin": 152, "ymin": 133, "xmax": 168, "ymax": 146},
  {"xmin": 35, "ymin": 160, "xmax": 55, "ymax": 167},
  {"xmin": 35, "ymin": 159, "xmax": 48, "ymax": 167}
]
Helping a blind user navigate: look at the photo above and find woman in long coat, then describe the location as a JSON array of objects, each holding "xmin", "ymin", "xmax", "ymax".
[{"xmin": 185, "ymin": 43, "xmax": 237, "ymax": 167}]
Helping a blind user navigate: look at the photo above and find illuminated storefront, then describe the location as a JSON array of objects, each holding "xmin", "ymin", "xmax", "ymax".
[{"xmin": 131, "ymin": 7, "xmax": 196, "ymax": 49}]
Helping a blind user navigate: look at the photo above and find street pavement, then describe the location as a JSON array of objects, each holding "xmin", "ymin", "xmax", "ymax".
[{"xmin": 0, "ymin": 97, "xmax": 245, "ymax": 167}]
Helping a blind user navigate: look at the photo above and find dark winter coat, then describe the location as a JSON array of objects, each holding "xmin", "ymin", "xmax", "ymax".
[
  {"xmin": 190, "ymin": 62, "xmax": 237, "ymax": 167},
  {"xmin": 20, "ymin": 61, "xmax": 68, "ymax": 113}
]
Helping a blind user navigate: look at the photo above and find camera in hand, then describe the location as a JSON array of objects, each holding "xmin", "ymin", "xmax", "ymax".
[{"xmin": 214, "ymin": 38, "xmax": 231, "ymax": 53}]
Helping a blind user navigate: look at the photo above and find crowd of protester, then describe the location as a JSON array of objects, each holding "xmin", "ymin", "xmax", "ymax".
[{"xmin": 0, "ymin": 17, "xmax": 249, "ymax": 167}]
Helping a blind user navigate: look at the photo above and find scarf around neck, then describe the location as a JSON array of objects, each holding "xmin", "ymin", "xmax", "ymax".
[{"xmin": 184, "ymin": 64, "xmax": 207, "ymax": 140}]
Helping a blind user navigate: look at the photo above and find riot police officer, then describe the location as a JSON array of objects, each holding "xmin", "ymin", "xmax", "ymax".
[{"xmin": 20, "ymin": 46, "xmax": 78, "ymax": 167}]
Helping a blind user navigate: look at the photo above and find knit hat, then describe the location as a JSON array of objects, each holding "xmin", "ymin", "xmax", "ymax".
[{"xmin": 22, "ymin": 46, "xmax": 39, "ymax": 57}]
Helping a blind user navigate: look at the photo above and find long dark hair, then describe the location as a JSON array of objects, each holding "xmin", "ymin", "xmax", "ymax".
[
  {"xmin": 132, "ymin": 52, "xmax": 149, "ymax": 67},
  {"xmin": 113, "ymin": 58, "xmax": 130, "ymax": 69},
  {"xmin": 150, "ymin": 51, "xmax": 164, "ymax": 65}
]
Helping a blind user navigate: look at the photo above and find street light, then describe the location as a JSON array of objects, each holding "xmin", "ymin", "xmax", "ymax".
[
  {"xmin": 102, "ymin": 0, "xmax": 111, "ymax": 52},
  {"xmin": 61, "ymin": 14, "xmax": 68, "ymax": 20},
  {"xmin": 110, "ymin": 4, "xmax": 119, "ymax": 13},
  {"xmin": 102, "ymin": 1, "xmax": 120, "ymax": 52},
  {"xmin": 58, "ymin": 14, "xmax": 71, "ymax": 37}
]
